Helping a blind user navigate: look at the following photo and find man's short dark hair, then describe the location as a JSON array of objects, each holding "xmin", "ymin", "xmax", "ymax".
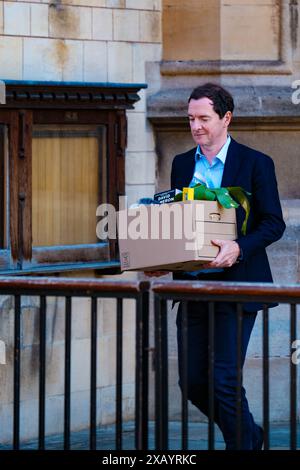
[{"xmin": 188, "ymin": 83, "xmax": 234, "ymax": 119}]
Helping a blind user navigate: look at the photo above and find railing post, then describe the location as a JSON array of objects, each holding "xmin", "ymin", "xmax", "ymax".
[
  {"xmin": 236, "ymin": 303, "xmax": 243, "ymax": 450},
  {"xmin": 135, "ymin": 286, "xmax": 149, "ymax": 450},
  {"xmin": 38, "ymin": 295, "xmax": 46, "ymax": 450},
  {"xmin": 90, "ymin": 296, "xmax": 98, "ymax": 450},
  {"xmin": 263, "ymin": 305, "xmax": 270, "ymax": 450},
  {"xmin": 116, "ymin": 298, "xmax": 123, "ymax": 450},
  {"xmin": 208, "ymin": 301, "xmax": 215, "ymax": 450},
  {"xmin": 13, "ymin": 295, "xmax": 21, "ymax": 450},
  {"xmin": 154, "ymin": 295, "xmax": 168, "ymax": 450},
  {"xmin": 290, "ymin": 303, "xmax": 297, "ymax": 450},
  {"xmin": 181, "ymin": 301, "xmax": 188, "ymax": 450},
  {"xmin": 64, "ymin": 296, "xmax": 72, "ymax": 450}
]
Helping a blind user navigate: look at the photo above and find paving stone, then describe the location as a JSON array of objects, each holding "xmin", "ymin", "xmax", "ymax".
[{"xmin": 0, "ymin": 421, "xmax": 298, "ymax": 450}]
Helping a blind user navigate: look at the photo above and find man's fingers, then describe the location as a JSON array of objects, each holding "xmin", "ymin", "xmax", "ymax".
[
  {"xmin": 144, "ymin": 271, "xmax": 168, "ymax": 277},
  {"xmin": 201, "ymin": 263, "xmax": 213, "ymax": 269},
  {"xmin": 211, "ymin": 239, "xmax": 223, "ymax": 247}
]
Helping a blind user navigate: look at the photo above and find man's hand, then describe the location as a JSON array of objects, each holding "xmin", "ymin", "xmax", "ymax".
[
  {"xmin": 201, "ymin": 239, "xmax": 240, "ymax": 269},
  {"xmin": 144, "ymin": 271, "xmax": 169, "ymax": 277}
]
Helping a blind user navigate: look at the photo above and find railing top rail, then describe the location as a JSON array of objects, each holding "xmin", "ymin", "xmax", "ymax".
[
  {"xmin": 151, "ymin": 280, "xmax": 300, "ymax": 302},
  {"xmin": 0, "ymin": 276, "xmax": 150, "ymax": 295},
  {"xmin": 0, "ymin": 277, "xmax": 299, "ymax": 302}
]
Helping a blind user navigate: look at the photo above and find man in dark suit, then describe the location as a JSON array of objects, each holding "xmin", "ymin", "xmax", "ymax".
[{"xmin": 170, "ymin": 83, "xmax": 286, "ymax": 450}]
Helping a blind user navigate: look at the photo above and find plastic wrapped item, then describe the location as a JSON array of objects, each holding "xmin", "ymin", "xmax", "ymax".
[
  {"xmin": 129, "ymin": 197, "xmax": 160, "ymax": 209},
  {"xmin": 137, "ymin": 197, "xmax": 160, "ymax": 205}
]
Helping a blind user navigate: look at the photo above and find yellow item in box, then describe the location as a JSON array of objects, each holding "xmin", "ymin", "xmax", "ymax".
[{"xmin": 182, "ymin": 187, "xmax": 194, "ymax": 201}]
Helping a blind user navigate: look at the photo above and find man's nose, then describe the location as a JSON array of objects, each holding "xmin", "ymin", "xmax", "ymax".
[{"xmin": 193, "ymin": 119, "xmax": 202, "ymax": 129}]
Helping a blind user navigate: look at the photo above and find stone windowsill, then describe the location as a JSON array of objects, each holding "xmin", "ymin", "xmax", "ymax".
[{"xmin": 160, "ymin": 60, "xmax": 293, "ymax": 76}]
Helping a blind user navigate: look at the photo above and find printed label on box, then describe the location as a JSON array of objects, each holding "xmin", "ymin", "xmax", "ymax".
[{"xmin": 121, "ymin": 252, "xmax": 130, "ymax": 268}]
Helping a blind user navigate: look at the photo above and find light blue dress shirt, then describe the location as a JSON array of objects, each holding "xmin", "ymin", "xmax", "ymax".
[
  {"xmin": 189, "ymin": 135, "xmax": 231, "ymax": 188},
  {"xmin": 187, "ymin": 135, "xmax": 231, "ymax": 276}
]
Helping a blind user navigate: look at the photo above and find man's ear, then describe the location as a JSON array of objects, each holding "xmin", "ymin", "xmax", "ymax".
[{"xmin": 224, "ymin": 111, "xmax": 232, "ymax": 127}]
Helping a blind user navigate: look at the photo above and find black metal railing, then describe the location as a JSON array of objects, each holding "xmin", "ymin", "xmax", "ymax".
[
  {"xmin": 0, "ymin": 277, "xmax": 149, "ymax": 451},
  {"xmin": 152, "ymin": 281, "xmax": 300, "ymax": 451},
  {"xmin": 0, "ymin": 277, "xmax": 299, "ymax": 451}
]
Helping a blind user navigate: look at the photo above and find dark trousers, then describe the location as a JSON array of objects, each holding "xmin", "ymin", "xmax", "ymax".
[{"xmin": 176, "ymin": 300, "xmax": 259, "ymax": 450}]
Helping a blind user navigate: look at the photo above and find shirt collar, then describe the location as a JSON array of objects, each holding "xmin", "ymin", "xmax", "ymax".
[{"xmin": 195, "ymin": 135, "xmax": 231, "ymax": 165}]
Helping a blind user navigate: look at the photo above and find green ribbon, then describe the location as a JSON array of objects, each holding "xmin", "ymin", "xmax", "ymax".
[{"xmin": 174, "ymin": 184, "xmax": 251, "ymax": 235}]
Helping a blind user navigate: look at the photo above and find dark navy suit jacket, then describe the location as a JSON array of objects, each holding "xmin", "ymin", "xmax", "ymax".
[{"xmin": 170, "ymin": 138, "xmax": 286, "ymax": 311}]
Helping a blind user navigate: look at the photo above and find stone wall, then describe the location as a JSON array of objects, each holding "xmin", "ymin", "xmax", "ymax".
[
  {"xmin": 0, "ymin": 0, "xmax": 163, "ymax": 443},
  {"xmin": 146, "ymin": 0, "xmax": 300, "ymax": 425},
  {"xmin": 163, "ymin": 0, "xmax": 281, "ymax": 61},
  {"xmin": 0, "ymin": 0, "xmax": 162, "ymax": 204}
]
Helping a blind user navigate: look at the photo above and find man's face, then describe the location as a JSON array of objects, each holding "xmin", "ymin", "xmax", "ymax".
[{"xmin": 188, "ymin": 97, "xmax": 231, "ymax": 148}]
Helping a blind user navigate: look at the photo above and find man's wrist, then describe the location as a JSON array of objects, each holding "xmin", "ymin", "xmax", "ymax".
[{"xmin": 235, "ymin": 241, "xmax": 243, "ymax": 261}]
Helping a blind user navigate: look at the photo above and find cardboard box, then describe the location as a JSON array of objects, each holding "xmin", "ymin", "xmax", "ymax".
[{"xmin": 117, "ymin": 200, "xmax": 237, "ymax": 271}]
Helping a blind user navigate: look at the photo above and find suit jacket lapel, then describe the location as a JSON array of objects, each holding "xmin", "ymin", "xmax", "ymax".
[
  {"xmin": 180, "ymin": 148, "xmax": 196, "ymax": 188},
  {"xmin": 185, "ymin": 149, "xmax": 196, "ymax": 186},
  {"xmin": 221, "ymin": 138, "xmax": 243, "ymax": 187}
]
